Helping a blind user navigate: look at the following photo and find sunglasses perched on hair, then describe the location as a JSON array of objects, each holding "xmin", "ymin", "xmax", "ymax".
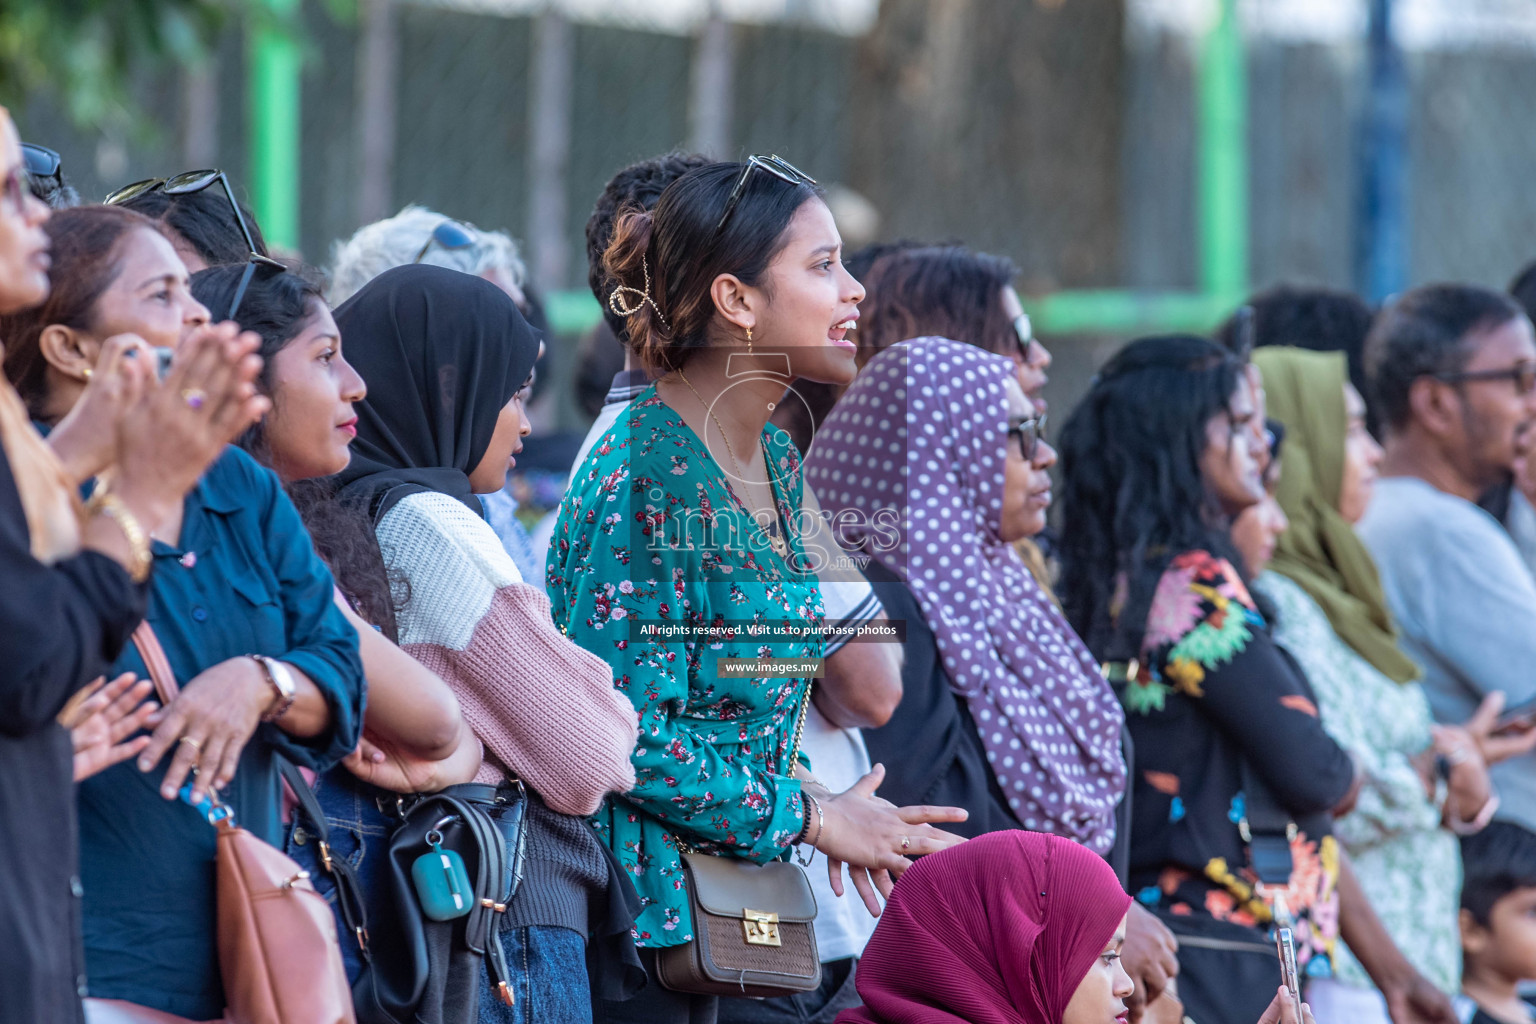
[
  {"xmin": 21, "ymin": 143, "xmax": 61, "ymax": 191},
  {"xmin": 414, "ymin": 219, "xmax": 476, "ymax": 263},
  {"xmin": 105, "ymin": 169, "xmax": 285, "ymax": 321},
  {"xmin": 1007, "ymin": 412, "xmax": 1048, "ymax": 462},
  {"xmin": 1434, "ymin": 361, "xmax": 1536, "ymax": 396},
  {"xmin": 716, "ymin": 154, "xmax": 817, "ymax": 234}
]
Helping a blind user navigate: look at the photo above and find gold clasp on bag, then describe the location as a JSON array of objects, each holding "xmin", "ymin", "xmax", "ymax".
[{"xmin": 742, "ymin": 908, "xmax": 782, "ymax": 947}]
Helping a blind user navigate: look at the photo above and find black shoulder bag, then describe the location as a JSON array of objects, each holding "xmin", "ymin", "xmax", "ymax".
[{"xmin": 281, "ymin": 766, "xmax": 528, "ymax": 1024}]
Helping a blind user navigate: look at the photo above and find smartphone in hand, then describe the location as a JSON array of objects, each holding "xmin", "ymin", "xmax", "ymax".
[{"xmin": 1275, "ymin": 926, "xmax": 1304, "ymax": 1024}]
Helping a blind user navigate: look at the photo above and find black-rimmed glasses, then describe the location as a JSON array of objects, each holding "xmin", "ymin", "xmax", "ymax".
[
  {"xmin": 1434, "ymin": 362, "xmax": 1536, "ymax": 396},
  {"xmin": 105, "ymin": 169, "xmax": 284, "ymax": 321},
  {"xmin": 414, "ymin": 219, "xmax": 476, "ymax": 263},
  {"xmin": 716, "ymin": 154, "xmax": 817, "ymax": 234},
  {"xmin": 1007, "ymin": 412, "xmax": 1048, "ymax": 462}
]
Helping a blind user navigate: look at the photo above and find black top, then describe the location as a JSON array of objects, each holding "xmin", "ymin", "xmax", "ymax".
[
  {"xmin": 861, "ymin": 559, "xmax": 1022, "ymax": 839},
  {"xmin": 0, "ymin": 444, "xmax": 146, "ymax": 1024},
  {"xmin": 1117, "ymin": 551, "xmax": 1353, "ymax": 969}
]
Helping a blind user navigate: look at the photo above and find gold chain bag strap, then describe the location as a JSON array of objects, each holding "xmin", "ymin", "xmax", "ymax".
[
  {"xmin": 654, "ymin": 680, "xmax": 822, "ymax": 998},
  {"xmin": 128, "ymin": 622, "xmax": 355, "ymax": 1024}
]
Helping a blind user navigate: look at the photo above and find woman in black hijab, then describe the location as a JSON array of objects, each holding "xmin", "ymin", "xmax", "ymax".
[{"xmin": 328, "ymin": 265, "xmax": 641, "ymax": 1022}]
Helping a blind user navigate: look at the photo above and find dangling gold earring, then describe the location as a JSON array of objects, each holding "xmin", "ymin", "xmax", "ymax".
[{"xmin": 745, "ymin": 325, "xmax": 753, "ymax": 353}]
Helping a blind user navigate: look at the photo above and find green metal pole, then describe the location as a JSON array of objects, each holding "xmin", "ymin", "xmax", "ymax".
[
  {"xmin": 1197, "ymin": 0, "xmax": 1248, "ymax": 299},
  {"xmin": 249, "ymin": 0, "xmax": 302, "ymax": 252}
]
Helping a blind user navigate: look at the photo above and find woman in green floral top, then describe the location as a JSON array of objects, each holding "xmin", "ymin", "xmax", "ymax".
[{"xmin": 548, "ymin": 158, "xmax": 966, "ymax": 1024}]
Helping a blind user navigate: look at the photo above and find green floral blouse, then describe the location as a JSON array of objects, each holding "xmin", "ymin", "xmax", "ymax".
[{"xmin": 546, "ymin": 387, "xmax": 823, "ymax": 947}]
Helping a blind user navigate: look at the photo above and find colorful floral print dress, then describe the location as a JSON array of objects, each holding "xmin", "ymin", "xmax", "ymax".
[
  {"xmin": 546, "ymin": 388, "xmax": 823, "ymax": 948},
  {"xmin": 1118, "ymin": 551, "xmax": 1356, "ymax": 975}
]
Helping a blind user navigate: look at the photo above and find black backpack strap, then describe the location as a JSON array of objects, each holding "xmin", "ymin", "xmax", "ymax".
[{"xmin": 278, "ymin": 758, "xmax": 372, "ymax": 958}]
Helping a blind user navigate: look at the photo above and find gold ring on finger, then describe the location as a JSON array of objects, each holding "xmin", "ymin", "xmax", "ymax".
[
  {"xmin": 179, "ymin": 736, "xmax": 203, "ymax": 751},
  {"xmin": 900, "ymin": 836, "xmax": 911, "ymax": 851},
  {"xmin": 181, "ymin": 388, "xmax": 208, "ymax": 409}
]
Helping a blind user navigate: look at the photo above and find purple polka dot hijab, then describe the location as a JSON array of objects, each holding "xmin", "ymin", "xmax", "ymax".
[{"xmin": 804, "ymin": 338, "xmax": 1126, "ymax": 853}]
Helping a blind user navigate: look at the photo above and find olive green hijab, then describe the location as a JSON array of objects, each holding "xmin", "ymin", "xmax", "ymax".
[{"xmin": 1252, "ymin": 347, "xmax": 1420, "ymax": 684}]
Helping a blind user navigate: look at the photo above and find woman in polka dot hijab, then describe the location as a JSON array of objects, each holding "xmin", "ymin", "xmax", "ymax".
[{"xmin": 804, "ymin": 337, "xmax": 1126, "ymax": 853}]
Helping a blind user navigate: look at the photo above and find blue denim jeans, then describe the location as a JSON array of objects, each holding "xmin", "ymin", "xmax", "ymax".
[
  {"xmin": 287, "ymin": 773, "xmax": 593, "ymax": 1024},
  {"xmin": 283, "ymin": 770, "xmax": 397, "ymax": 983},
  {"xmin": 478, "ymin": 925, "xmax": 591, "ymax": 1024}
]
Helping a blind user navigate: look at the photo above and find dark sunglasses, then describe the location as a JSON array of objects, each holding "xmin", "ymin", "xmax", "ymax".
[
  {"xmin": 22, "ymin": 143, "xmax": 61, "ymax": 184},
  {"xmin": 1434, "ymin": 362, "xmax": 1536, "ymax": 396},
  {"xmin": 105, "ymin": 169, "xmax": 284, "ymax": 320},
  {"xmin": 1007, "ymin": 411, "xmax": 1048, "ymax": 462},
  {"xmin": 414, "ymin": 219, "xmax": 476, "ymax": 263},
  {"xmin": 1013, "ymin": 312, "xmax": 1043, "ymax": 365},
  {"xmin": 716, "ymin": 154, "xmax": 817, "ymax": 234}
]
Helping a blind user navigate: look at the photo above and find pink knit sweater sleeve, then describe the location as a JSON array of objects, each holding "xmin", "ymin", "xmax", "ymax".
[{"xmin": 378, "ymin": 492, "xmax": 637, "ymax": 815}]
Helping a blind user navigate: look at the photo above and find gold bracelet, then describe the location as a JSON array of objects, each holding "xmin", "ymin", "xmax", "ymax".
[{"xmin": 87, "ymin": 491, "xmax": 152, "ymax": 584}]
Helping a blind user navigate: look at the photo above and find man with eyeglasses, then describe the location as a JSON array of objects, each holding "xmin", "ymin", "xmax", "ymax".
[{"xmin": 1357, "ymin": 283, "xmax": 1536, "ymax": 830}]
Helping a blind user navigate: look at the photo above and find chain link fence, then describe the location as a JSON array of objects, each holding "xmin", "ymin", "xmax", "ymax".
[{"xmin": 16, "ymin": 0, "xmax": 1536, "ymax": 425}]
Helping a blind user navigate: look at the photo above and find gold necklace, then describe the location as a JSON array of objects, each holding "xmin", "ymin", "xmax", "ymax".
[{"xmin": 674, "ymin": 367, "xmax": 791, "ymax": 559}]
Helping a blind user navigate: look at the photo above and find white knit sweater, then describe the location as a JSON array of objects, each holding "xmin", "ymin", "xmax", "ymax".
[{"xmin": 376, "ymin": 491, "xmax": 636, "ymax": 815}]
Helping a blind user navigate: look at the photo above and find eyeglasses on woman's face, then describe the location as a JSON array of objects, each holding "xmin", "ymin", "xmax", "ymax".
[{"xmin": 1007, "ymin": 411, "xmax": 1048, "ymax": 462}]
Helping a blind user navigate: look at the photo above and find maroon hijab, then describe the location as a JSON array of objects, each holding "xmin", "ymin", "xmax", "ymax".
[{"xmin": 837, "ymin": 832, "xmax": 1132, "ymax": 1024}]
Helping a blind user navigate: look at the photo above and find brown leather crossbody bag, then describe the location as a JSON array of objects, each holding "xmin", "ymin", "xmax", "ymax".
[
  {"xmin": 83, "ymin": 622, "xmax": 354, "ymax": 1024},
  {"xmin": 654, "ymin": 682, "xmax": 822, "ymax": 998}
]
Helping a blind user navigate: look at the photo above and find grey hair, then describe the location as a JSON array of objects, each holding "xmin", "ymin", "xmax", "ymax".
[{"xmin": 326, "ymin": 204, "xmax": 527, "ymax": 305}]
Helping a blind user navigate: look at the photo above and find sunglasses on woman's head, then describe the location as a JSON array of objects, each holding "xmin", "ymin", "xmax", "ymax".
[
  {"xmin": 715, "ymin": 154, "xmax": 817, "ymax": 234},
  {"xmin": 105, "ymin": 169, "xmax": 284, "ymax": 320},
  {"xmin": 414, "ymin": 219, "xmax": 476, "ymax": 263},
  {"xmin": 1007, "ymin": 411, "xmax": 1048, "ymax": 462},
  {"xmin": 21, "ymin": 143, "xmax": 61, "ymax": 187}
]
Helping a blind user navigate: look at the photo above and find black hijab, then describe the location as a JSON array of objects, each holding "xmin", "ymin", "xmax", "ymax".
[{"xmin": 332, "ymin": 264, "xmax": 539, "ymax": 521}]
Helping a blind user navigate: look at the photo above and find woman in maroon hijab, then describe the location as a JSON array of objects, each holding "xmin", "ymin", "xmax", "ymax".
[{"xmin": 838, "ymin": 831, "xmax": 1315, "ymax": 1024}]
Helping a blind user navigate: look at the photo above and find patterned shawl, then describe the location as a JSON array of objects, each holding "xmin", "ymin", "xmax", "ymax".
[{"xmin": 804, "ymin": 337, "xmax": 1126, "ymax": 853}]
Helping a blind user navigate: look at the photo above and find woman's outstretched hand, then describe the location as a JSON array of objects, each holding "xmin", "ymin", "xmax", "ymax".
[
  {"xmin": 811, "ymin": 763, "xmax": 968, "ymax": 916},
  {"xmin": 61, "ymin": 673, "xmax": 159, "ymax": 782},
  {"xmin": 1256, "ymin": 986, "xmax": 1316, "ymax": 1024}
]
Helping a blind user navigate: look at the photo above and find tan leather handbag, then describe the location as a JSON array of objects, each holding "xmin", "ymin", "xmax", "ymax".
[
  {"xmin": 101, "ymin": 622, "xmax": 357, "ymax": 1024},
  {"xmin": 654, "ymin": 683, "xmax": 822, "ymax": 998}
]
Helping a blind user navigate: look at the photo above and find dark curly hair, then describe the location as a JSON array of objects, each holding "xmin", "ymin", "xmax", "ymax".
[
  {"xmin": 1364, "ymin": 283, "xmax": 1524, "ymax": 435},
  {"xmin": 1056, "ymin": 335, "xmax": 1246, "ymax": 662},
  {"xmin": 191, "ymin": 262, "xmax": 401, "ymax": 639},
  {"xmin": 585, "ymin": 152, "xmax": 710, "ymax": 348}
]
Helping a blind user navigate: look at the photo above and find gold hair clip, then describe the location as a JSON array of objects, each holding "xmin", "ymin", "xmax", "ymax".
[{"xmin": 608, "ymin": 257, "xmax": 670, "ymax": 330}]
